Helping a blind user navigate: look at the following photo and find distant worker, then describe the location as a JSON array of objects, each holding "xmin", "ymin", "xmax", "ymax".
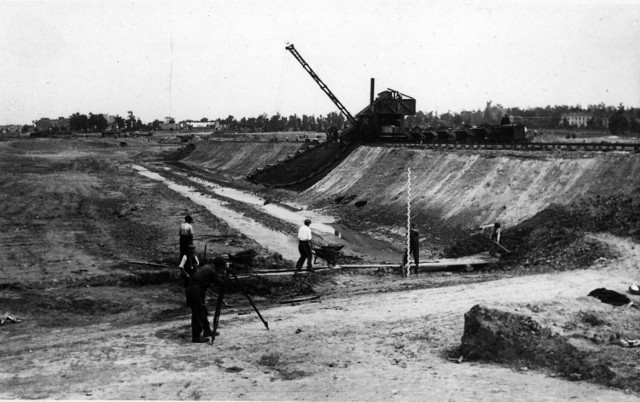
[
  {"xmin": 490, "ymin": 222, "xmax": 502, "ymax": 256},
  {"xmin": 491, "ymin": 222, "xmax": 501, "ymax": 244},
  {"xmin": 295, "ymin": 218, "xmax": 314, "ymax": 272},
  {"xmin": 500, "ymin": 114, "xmax": 512, "ymax": 125},
  {"xmin": 179, "ymin": 215, "xmax": 194, "ymax": 259},
  {"xmin": 186, "ymin": 256, "xmax": 227, "ymax": 343},
  {"xmin": 402, "ymin": 223, "xmax": 420, "ymax": 275}
]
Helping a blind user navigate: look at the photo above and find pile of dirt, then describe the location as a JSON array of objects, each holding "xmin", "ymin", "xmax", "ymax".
[
  {"xmin": 445, "ymin": 189, "xmax": 640, "ymax": 271},
  {"xmin": 459, "ymin": 300, "xmax": 640, "ymax": 393}
]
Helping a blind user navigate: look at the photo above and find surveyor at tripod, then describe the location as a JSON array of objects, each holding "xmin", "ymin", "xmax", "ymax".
[
  {"xmin": 186, "ymin": 256, "xmax": 227, "ymax": 343},
  {"xmin": 178, "ymin": 214, "xmax": 194, "ymax": 260},
  {"xmin": 295, "ymin": 218, "xmax": 314, "ymax": 272}
]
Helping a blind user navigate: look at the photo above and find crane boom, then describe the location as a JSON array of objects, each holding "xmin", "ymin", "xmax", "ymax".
[{"xmin": 286, "ymin": 44, "xmax": 357, "ymax": 126}]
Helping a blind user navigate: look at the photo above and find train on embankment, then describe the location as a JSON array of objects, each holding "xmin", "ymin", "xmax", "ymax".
[{"xmin": 381, "ymin": 122, "xmax": 528, "ymax": 144}]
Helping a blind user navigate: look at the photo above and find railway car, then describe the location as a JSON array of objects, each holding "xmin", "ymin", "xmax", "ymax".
[
  {"xmin": 436, "ymin": 129, "xmax": 453, "ymax": 142},
  {"xmin": 454, "ymin": 129, "xmax": 470, "ymax": 142},
  {"xmin": 486, "ymin": 124, "xmax": 528, "ymax": 143}
]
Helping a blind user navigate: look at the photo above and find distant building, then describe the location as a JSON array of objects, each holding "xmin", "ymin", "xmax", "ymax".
[
  {"xmin": 560, "ymin": 112, "xmax": 590, "ymax": 127},
  {"xmin": 180, "ymin": 120, "xmax": 220, "ymax": 130},
  {"xmin": 560, "ymin": 112, "xmax": 609, "ymax": 129},
  {"xmin": 101, "ymin": 114, "xmax": 116, "ymax": 125}
]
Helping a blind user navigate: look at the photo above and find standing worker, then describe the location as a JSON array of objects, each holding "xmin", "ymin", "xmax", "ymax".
[
  {"xmin": 491, "ymin": 222, "xmax": 501, "ymax": 244},
  {"xmin": 295, "ymin": 218, "xmax": 314, "ymax": 272},
  {"xmin": 178, "ymin": 245, "xmax": 200, "ymax": 278},
  {"xmin": 402, "ymin": 223, "xmax": 420, "ymax": 275},
  {"xmin": 179, "ymin": 215, "xmax": 194, "ymax": 260},
  {"xmin": 178, "ymin": 244, "xmax": 200, "ymax": 304},
  {"xmin": 490, "ymin": 222, "xmax": 502, "ymax": 256},
  {"xmin": 186, "ymin": 256, "xmax": 227, "ymax": 343}
]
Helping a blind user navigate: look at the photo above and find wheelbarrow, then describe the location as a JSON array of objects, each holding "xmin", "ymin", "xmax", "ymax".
[
  {"xmin": 312, "ymin": 244, "xmax": 344, "ymax": 268},
  {"xmin": 229, "ymin": 249, "xmax": 257, "ymax": 267}
]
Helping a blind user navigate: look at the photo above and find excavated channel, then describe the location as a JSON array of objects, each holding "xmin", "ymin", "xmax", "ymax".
[
  {"xmin": 134, "ymin": 165, "xmax": 402, "ymax": 263},
  {"xmin": 133, "ymin": 165, "xmax": 300, "ymax": 260}
]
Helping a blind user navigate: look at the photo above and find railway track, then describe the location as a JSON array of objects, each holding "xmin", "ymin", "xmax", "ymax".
[{"xmin": 388, "ymin": 141, "xmax": 640, "ymax": 153}]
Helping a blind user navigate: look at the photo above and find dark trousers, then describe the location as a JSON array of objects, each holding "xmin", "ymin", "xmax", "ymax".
[
  {"xmin": 403, "ymin": 244, "xmax": 420, "ymax": 272},
  {"xmin": 179, "ymin": 235, "xmax": 193, "ymax": 259},
  {"xmin": 296, "ymin": 240, "xmax": 313, "ymax": 269},
  {"xmin": 186, "ymin": 286, "xmax": 212, "ymax": 341}
]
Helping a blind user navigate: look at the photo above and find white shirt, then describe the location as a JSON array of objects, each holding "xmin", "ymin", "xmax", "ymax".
[{"xmin": 298, "ymin": 224, "xmax": 312, "ymax": 241}]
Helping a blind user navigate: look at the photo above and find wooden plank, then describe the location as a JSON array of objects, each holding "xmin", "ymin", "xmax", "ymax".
[
  {"xmin": 279, "ymin": 295, "xmax": 322, "ymax": 304},
  {"xmin": 128, "ymin": 261, "xmax": 171, "ymax": 268}
]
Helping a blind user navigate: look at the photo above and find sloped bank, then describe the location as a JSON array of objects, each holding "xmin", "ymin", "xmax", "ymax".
[
  {"xmin": 447, "ymin": 190, "xmax": 640, "ymax": 271},
  {"xmin": 177, "ymin": 140, "xmax": 640, "ymax": 249},
  {"xmin": 180, "ymin": 140, "xmax": 303, "ymax": 181},
  {"xmin": 299, "ymin": 147, "xmax": 640, "ymax": 249}
]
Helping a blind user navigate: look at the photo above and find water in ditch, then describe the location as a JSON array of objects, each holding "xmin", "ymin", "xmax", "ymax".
[{"xmin": 134, "ymin": 165, "xmax": 401, "ymax": 263}]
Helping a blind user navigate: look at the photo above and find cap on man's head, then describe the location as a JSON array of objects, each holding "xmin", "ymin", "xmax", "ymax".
[
  {"xmin": 213, "ymin": 256, "xmax": 228, "ymax": 268},
  {"xmin": 304, "ymin": 218, "xmax": 311, "ymax": 224},
  {"xmin": 185, "ymin": 215, "xmax": 193, "ymax": 223}
]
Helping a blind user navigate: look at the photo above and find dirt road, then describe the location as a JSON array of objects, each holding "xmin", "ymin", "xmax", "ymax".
[{"xmin": 2, "ymin": 235, "xmax": 639, "ymax": 400}]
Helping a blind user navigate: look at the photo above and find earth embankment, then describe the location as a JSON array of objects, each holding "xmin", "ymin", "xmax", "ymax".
[
  {"xmin": 181, "ymin": 140, "xmax": 640, "ymax": 249},
  {"xmin": 180, "ymin": 140, "xmax": 302, "ymax": 180}
]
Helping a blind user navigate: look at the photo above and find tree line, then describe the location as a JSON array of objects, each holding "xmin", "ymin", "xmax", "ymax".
[
  {"xmin": 36, "ymin": 102, "xmax": 639, "ymax": 136},
  {"xmin": 220, "ymin": 103, "xmax": 639, "ymax": 135},
  {"xmin": 402, "ymin": 102, "xmax": 639, "ymax": 135}
]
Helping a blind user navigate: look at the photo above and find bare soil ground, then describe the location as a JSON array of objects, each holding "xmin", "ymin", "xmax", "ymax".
[{"xmin": 1, "ymin": 136, "xmax": 640, "ymax": 400}]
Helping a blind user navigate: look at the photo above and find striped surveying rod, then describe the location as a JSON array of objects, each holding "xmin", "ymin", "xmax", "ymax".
[{"xmin": 405, "ymin": 168, "xmax": 412, "ymax": 276}]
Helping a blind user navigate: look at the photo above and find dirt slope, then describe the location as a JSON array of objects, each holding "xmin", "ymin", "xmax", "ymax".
[
  {"xmin": 180, "ymin": 140, "xmax": 640, "ymax": 254},
  {"xmin": 299, "ymin": 147, "xmax": 640, "ymax": 232},
  {"xmin": 180, "ymin": 140, "xmax": 302, "ymax": 180}
]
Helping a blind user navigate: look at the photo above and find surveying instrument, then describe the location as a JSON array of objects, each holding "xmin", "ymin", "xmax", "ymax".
[{"xmin": 209, "ymin": 255, "xmax": 269, "ymax": 345}]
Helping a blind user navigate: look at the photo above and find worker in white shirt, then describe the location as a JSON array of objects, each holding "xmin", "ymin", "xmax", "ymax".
[
  {"xmin": 295, "ymin": 218, "xmax": 314, "ymax": 272},
  {"xmin": 179, "ymin": 215, "xmax": 194, "ymax": 260}
]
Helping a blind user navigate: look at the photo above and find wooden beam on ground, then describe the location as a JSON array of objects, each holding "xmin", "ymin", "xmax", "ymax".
[
  {"xmin": 279, "ymin": 295, "xmax": 322, "ymax": 304},
  {"xmin": 128, "ymin": 261, "xmax": 171, "ymax": 268}
]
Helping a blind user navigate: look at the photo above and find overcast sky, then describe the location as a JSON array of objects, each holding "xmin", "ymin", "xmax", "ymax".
[{"xmin": 1, "ymin": 0, "xmax": 639, "ymax": 125}]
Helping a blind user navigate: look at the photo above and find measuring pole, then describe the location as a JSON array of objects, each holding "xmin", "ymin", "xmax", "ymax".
[{"xmin": 405, "ymin": 167, "xmax": 412, "ymax": 277}]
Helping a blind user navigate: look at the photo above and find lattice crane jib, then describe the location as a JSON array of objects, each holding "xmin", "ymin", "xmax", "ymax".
[{"xmin": 285, "ymin": 44, "xmax": 357, "ymax": 127}]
